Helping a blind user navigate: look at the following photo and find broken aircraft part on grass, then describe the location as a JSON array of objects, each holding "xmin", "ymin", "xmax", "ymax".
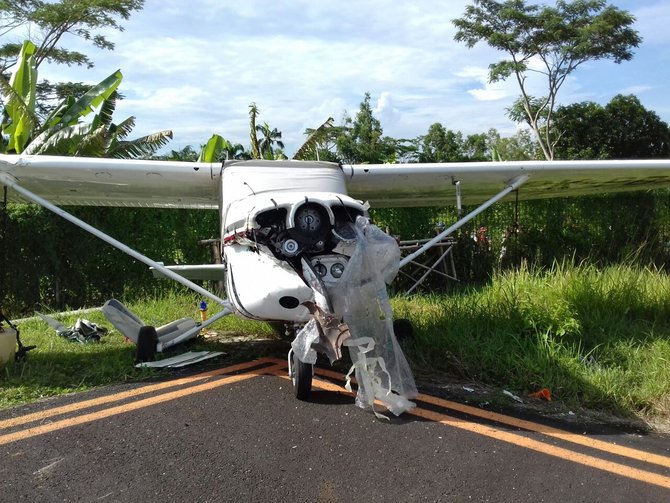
[
  {"xmin": 4, "ymin": 155, "xmax": 670, "ymax": 414},
  {"xmin": 135, "ymin": 350, "xmax": 225, "ymax": 369},
  {"xmin": 37, "ymin": 312, "xmax": 107, "ymax": 343},
  {"xmin": 101, "ymin": 299, "xmax": 202, "ymax": 361}
]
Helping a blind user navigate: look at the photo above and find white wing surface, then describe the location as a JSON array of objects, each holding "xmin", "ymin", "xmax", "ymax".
[
  {"xmin": 343, "ymin": 160, "xmax": 670, "ymax": 207},
  {"xmin": 0, "ymin": 154, "xmax": 219, "ymax": 208},
  {"xmin": 3, "ymin": 154, "xmax": 670, "ymax": 209}
]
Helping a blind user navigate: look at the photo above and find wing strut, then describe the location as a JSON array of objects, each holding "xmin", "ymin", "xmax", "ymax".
[
  {"xmin": 399, "ymin": 175, "xmax": 529, "ymax": 269},
  {"xmin": 0, "ymin": 172, "xmax": 230, "ymax": 308}
]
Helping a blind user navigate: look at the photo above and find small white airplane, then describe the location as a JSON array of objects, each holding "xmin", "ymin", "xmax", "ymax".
[{"xmin": 2, "ymin": 154, "xmax": 670, "ymax": 415}]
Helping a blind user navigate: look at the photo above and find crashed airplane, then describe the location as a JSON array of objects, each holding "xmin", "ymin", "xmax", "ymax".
[{"xmin": 2, "ymin": 154, "xmax": 670, "ymax": 415}]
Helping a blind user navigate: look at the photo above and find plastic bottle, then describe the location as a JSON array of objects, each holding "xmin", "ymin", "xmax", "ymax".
[
  {"xmin": 0, "ymin": 324, "xmax": 16, "ymax": 366},
  {"xmin": 199, "ymin": 301, "xmax": 208, "ymax": 335}
]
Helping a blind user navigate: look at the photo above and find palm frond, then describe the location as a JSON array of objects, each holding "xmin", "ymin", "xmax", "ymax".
[
  {"xmin": 96, "ymin": 90, "xmax": 119, "ymax": 129},
  {"xmin": 23, "ymin": 123, "xmax": 97, "ymax": 156},
  {"xmin": 108, "ymin": 116, "xmax": 136, "ymax": 141},
  {"xmin": 293, "ymin": 117, "xmax": 334, "ymax": 160},
  {"xmin": 108, "ymin": 129, "xmax": 173, "ymax": 159}
]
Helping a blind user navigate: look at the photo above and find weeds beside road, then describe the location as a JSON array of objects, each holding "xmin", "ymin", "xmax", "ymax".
[{"xmin": 2, "ymin": 262, "xmax": 668, "ymax": 429}]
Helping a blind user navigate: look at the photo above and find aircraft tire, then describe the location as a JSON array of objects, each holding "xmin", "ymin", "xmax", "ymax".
[
  {"xmin": 136, "ymin": 326, "xmax": 157, "ymax": 363},
  {"xmin": 292, "ymin": 352, "xmax": 313, "ymax": 400}
]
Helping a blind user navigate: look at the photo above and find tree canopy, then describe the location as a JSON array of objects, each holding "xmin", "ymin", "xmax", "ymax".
[
  {"xmin": 453, "ymin": 0, "xmax": 641, "ymax": 160},
  {"xmin": 0, "ymin": 0, "xmax": 144, "ymax": 71},
  {"xmin": 554, "ymin": 95, "xmax": 670, "ymax": 160},
  {"xmin": 336, "ymin": 92, "xmax": 395, "ymax": 164},
  {"xmin": 0, "ymin": 0, "xmax": 144, "ymax": 118}
]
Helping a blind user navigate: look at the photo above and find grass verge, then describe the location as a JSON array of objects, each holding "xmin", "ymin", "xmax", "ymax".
[
  {"xmin": 0, "ymin": 291, "xmax": 275, "ymax": 409},
  {"xmin": 395, "ymin": 261, "xmax": 670, "ymax": 425},
  {"xmin": 1, "ymin": 262, "xmax": 668, "ymax": 427}
]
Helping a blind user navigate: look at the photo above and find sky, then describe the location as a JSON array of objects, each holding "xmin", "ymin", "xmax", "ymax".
[{"xmin": 32, "ymin": 0, "xmax": 670, "ymax": 157}]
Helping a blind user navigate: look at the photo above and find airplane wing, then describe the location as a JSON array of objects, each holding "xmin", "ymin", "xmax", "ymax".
[
  {"xmin": 0, "ymin": 154, "xmax": 220, "ymax": 208},
  {"xmin": 3, "ymin": 154, "xmax": 670, "ymax": 209},
  {"xmin": 342, "ymin": 160, "xmax": 670, "ymax": 207}
]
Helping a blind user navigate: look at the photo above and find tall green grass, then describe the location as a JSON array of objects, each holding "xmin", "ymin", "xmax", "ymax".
[
  {"xmin": 394, "ymin": 261, "xmax": 670, "ymax": 420},
  {"xmin": 2, "ymin": 263, "xmax": 669, "ymax": 424}
]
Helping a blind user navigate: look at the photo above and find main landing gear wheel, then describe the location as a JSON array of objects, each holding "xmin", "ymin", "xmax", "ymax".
[{"xmin": 292, "ymin": 351, "xmax": 314, "ymax": 400}]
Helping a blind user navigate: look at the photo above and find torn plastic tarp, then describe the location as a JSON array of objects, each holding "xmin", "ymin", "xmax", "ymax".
[
  {"xmin": 291, "ymin": 318, "xmax": 320, "ymax": 365},
  {"xmin": 328, "ymin": 216, "xmax": 418, "ymax": 416}
]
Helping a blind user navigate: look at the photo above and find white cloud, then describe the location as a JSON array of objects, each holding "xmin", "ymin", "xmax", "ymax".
[
  {"xmin": 374, "ymin": 92, "xmax": 400, "ymax": 126},
  {"xmin": 27, "ymin": 0, "xmax": 670, "ymax": 155}
]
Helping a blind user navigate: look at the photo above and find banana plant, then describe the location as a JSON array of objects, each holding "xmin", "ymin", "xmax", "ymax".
[
  {"xmin": 25, "ymin": 69, "xmax": 123, "ymax": 155},
  {"xmin": 25, "ymin": 89, "xmax": 172, "ymax": 158},
  {"xmin": 1, "ymin": 40, "xmax": 171, "ymax": 158},
  {"xmin": 0, "ymin": 40, "xmax": 38, "ymax": 153},
  {"xmin": 293, "ymin": 117, "xmax": 335, "ymax": 160},
  {"xmin": 198, "ymin": 134, "xmax": 248, "ymax": 162}
]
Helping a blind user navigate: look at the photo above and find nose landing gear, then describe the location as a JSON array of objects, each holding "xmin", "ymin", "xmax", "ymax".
[{"xmin": 289, "ymin": 348, "xmax": 314, "ymax": 400}]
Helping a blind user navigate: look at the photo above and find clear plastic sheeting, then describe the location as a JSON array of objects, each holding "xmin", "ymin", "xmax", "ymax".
[
  {"xmin": 328, "ymin": 216, "xmax": 418, "ymax": 416},
  {"xmin": 291, "ymin": 318, "xmax": 320, "ymax": 365}
]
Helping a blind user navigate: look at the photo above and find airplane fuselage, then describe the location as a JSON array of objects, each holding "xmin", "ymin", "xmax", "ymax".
[{"xmin": 219, "ymin": 160, "xmax": 367, "ymax": 322}]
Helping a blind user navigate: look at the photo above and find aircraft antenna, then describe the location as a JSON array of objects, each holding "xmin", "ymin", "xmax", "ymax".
[{"xmin": 244, "ymin": 181, "xmax": 256, "ymax": 195}]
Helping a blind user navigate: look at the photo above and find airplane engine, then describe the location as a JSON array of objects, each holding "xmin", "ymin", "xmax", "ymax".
[{"xmin": 222, "ymin": 194, "xmax": 365, "ymax": 321}]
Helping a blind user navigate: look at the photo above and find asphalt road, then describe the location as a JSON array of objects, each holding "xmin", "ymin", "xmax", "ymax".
[{"xmin": 1, "ymin": 357, "xmax": 669, "ymax": 502}]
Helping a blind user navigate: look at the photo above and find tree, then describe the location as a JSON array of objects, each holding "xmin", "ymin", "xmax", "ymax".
[
  {"xmin": 603, "ymin": 95, "xmax": 670, "ymax": 159},
  {"xmin": 419, "ymin": 123, "xmax": 464, "ymax": 162},
  {"xmin": 336, "ymin": 92, "xmax": 394, "ymax": 164},
  {"xmin": 553, "ymin": 95, "xmax": 670, "ymax": 160},
  {"xmin": 462, "ymin": 132, "xmax": 490, "ymax": 161},
  {"xmin": 551, "ymin": 101, "xmax": 610, "ymax": 159},
  {"xmin": 248, "ymin": 102, "xmax": 261, "ymax": 159},
  {"xmin": 0, "ymin": 1, "xmax": 144, "ymax": 118},
  {"xmin": 453, "ymin": 0, "xmax": 641, "ymax": 160},
  {"xmin": 163, "ymin": 145, "xmax": 198, "ymax": 162},
  {"xmin": 0, "ymin": 0, "xmax": 144, "ymax": 71},
  {"xmin": 256, "ymin": 121, "xmax": 285, "ymax": 159},
  {"xmin": 487, "ymin": 128, "xmax": 538, "ymax": 161}
]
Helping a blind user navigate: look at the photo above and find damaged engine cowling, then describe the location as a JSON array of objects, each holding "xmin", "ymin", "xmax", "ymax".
[
  {"xmin": 221, "ymin": 193, "xmax": 366, "ymax": 322},
  {"xmin": 252, "ymin": 200, "xmax": 361, "ymax": 261}
]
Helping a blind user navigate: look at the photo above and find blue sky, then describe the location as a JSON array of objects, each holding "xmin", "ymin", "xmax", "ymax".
[{"xmin": 34, "ymin": 0, "xmax": 670, "ymax": 157}]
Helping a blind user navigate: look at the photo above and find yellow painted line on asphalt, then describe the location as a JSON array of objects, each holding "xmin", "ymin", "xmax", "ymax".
[
  {"xmin": 268, "ymin": 357, "xmax": 670, "ymax": 472},
  {"xmin": 268, "ymin": 364, "xmax": 670, "ymax": 490},
  {"xmin": 0, "ymin": 363, "xmax": 284, "ymax": 446},
  {"xmin": 0, "ymin": 358, "xmax": 276, "ymax": 431},
  {"xmin": 416, "ymin": 393, "xmax": 670, "ymax": 470},
  {"xmin": 411, "ymin": 407, "xmax": 670, "ymax": 490}
]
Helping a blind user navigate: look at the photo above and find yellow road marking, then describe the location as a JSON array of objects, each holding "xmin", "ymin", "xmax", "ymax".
[
  {"xmin": 0, "ymin": 363, "xmax": 284, "ymax": 446},
  {"xmin": 269, "ymin": 366, "xmax": 670, "ymax": 490},
  {"xmin": 4, "ymin": 356, "xmax": 669, "ymax": 491},
  {"xmin": 0, "ymin": 358, "xmax": 275, "ymax": 430},
  {"xmin": 268, "ymin": 358, "xmax": 670, "ymax": 472},
  {"xmin": 416, "ymin": 393, "xmax": 670, "ymax": 470},
  {"xmin": 411, "ymin": 407, "xmax": 670, "ymax": 490}
]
